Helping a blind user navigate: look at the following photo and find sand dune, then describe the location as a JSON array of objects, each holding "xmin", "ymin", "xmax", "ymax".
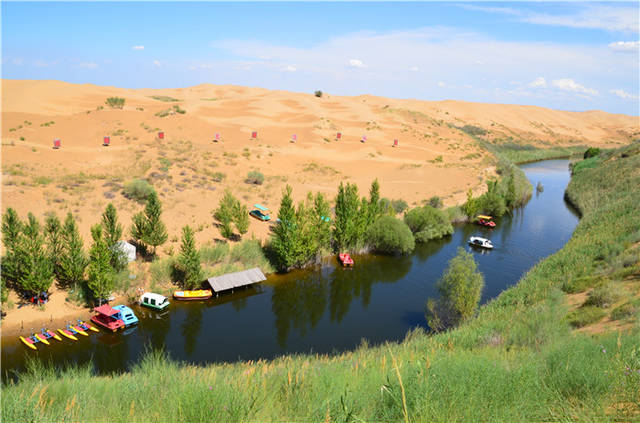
[{"xmin": 2, "ymin": 79, "xmax": 637, "ymax": 250}]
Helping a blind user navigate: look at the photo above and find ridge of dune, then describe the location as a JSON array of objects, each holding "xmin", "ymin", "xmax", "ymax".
[{"xmin": 2, "ymin": 79, "xmax": 638, "ymax": 250}]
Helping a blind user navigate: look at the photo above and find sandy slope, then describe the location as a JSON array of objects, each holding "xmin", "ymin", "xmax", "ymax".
[{"xmin": 2, "ymin": 79, "xmax": 638, "ymax": 252}]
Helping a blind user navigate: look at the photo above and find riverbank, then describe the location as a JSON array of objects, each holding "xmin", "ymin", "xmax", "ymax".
[{"xmin": 3, "ymin": 143, "xmax": 638, "ymax": 421}]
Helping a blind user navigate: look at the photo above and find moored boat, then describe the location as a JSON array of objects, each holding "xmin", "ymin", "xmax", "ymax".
[
  {"xmin": 20, "ymin": 335, "xmax": 38, "ymax": 350},
  {"xmin": 34, "ymin": 332, "xmax": 50, "ymax": 345},
  {"xmin": 58, "ymin": 328, "xmax": 78, "ymax": 341},
  {"xmin": 173, "ymin": 290, "xmax": 213, "ymax": 301},
  {"xmin": 113, "ymin": 305, "xmax": 139, "ymax": 327},
  {"xmin": 468, "ymin": 236, "xmax": 494, "ymax": 249},
  {"xmin": 140, "ymin": 292, "xmax": 170, "ymax": 310},
  {"xmin": 77, "ymin": 320, "xmax": 100, "ymax": 333},
  {"xmin": 41, "ymin": 328, "xmax": 63, "ymax": 341},
  {"xmin": 91, "ymin": 304, "xmax": 126, "ymax": 332},
  {"xmin": 68, "ymin": 324, "xmax": 88, "ymax": 337},
  {"xmin": 338, "ymin": 253, "xmax": 354, "ymax": 267},
  {"xmin": 475, "ymin": 215, "xmax": 496, "ymax": 228}
]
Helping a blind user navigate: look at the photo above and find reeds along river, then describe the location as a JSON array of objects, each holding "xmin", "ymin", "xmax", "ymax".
[{"xmin": 1, "ymin": 160, "xmax": 580, "ymax": 379}]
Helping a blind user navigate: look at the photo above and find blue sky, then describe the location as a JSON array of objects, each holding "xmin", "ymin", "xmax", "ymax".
[{"xmin": 2, "ymin": 2, "xmax": 639, "ymax": 115}]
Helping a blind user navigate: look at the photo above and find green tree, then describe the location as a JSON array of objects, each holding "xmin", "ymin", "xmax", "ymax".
[
  {"xmin": 2, "ymin": 208, "xmax": 23, "ymax": 282},
  {"xmin": 333, "ymin": 182, "xmax": 362, "ymax": 251},
  {"xmin": 463, "ymin": 189, "xmax": 479, "ymax": 218},
  {"xmin": 17, "ymin": 213, "xmax": 54, "ymax": 295},
  {"xmin": 59, "ymin": 213, "xmax": 88, "ymax": 288},
  {"xmin": 366, "ymin": 215, "xmax": 415, "ymax": 255},
  {"xmin": 175, "ymin": 225, "xmax": 202, "ymax": 289},
  {"xmin": 233, "ymin": 201, "xmax": 249, "ymax": 236},
  {"xmin": 214, "ymin": 190, "xmax": 237, "ymax": 240},
  {"xmin": 312, "ymin": 192, "xmax": 332, "ymax": 255},
  {"xmin": 270, "ymin": 185, "xmax": 301, "ymax": 270},
  {"xmin": 404, "ymin": 206, "xmax": 453, "ymax": 242},
  {"xmin": 142, "ymin": 192, "xmax": 168, "ymax": 254},
  {"xmin": 505, "ymin": 171, "xmax": 517, "ymax": 209},
  {"xmin": 367, "ymin": 179, "xmax": 381, "ymax": 225},
  {"xmin": 426, "ymin": 247, "xmax": 484, "ymax": 331},
  {"xmin": 87, "ymin": 224, "xmax": 115, "ymax": 303},
  {"xmin": 44, "ymin": 213, "xmax": 63, "ymax": 279},
  {"xmin": 102, "ymin": 203, "xmax": 127, "ymax": 271}
]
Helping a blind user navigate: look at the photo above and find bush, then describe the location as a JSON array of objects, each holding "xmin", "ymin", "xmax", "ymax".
[
  {"xmin": 583, "ymin": 283, "xmax": 624, "ymax": 308},
  {"xmin": 390, "ymin": 199, "xmax": 408, "ymax": 214},
  {"xmin": 583, "ymin": 147, "xmax": 601, "ymax": 159},
  {"xmin": 561, "ymin": 275, "xmax": 599, "ymax": 294},
  {"xmin": 567, "ymin": 306, "xmax": 606, "ymax": 328},
  {"xmin": 366, "ymin": 215, "xmax": 415, "ymax": 255},
  {"xmin": 199, "ymin": 243, "xmax": 229, "ymax": 265},
  {"xmin": 314, "ymin": 90, "xmax": 323, "ymax": 98},
  {"xmin": 610, "ymin": 299, "xmax": 640, "ymax": 321},
  {"xmin": 123, "ymin": 179, "xmax": 155, "ymax": 202},
  {"xmin": 105, "ymin": 97, "xmax": 125, "ymax": 109},
  {"xmin": 404, "ymin": 206, "xmax": 453, "ymax": 242},
  {"xmin": 428, "ymin": 196, "xmax": 443, "ymax": 209},
  {"xmin": 459, "ymin": 124, "xmax": 487, "ymax": 136},
  {"xmin": 245, "ymin": 170, "xmax": 264, "ymax": 185}
]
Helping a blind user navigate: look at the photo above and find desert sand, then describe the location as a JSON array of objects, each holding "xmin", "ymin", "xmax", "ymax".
[{"xmin": 1, "ymin": 79, "xmax": 638, "ymax": 333}]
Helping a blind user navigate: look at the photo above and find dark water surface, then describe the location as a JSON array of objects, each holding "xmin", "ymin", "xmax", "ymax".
[{"xmin": 1, "ymin": 160, "xmax": 579, "ymax": 378}]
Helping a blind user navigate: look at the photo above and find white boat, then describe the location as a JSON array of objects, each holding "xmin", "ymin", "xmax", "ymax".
[
  {"xmin": 140, "ymin": 292, "xmax": 170, "ymax": 310},
  {"xmin": 468, "ymin": 236, "xmax": 493, "ymax": 249}
]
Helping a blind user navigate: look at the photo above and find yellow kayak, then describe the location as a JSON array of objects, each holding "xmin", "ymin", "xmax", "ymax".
[
  {"xmin": 70, "ymin": 325, "xmax": 88, "ymax": 336},
  {"xmin": 58, "ymin": 328, "xmax": 78, "ymax": 341},
  {"xmin": 173, "ymin": 289, "xmax": 213, "ymax": 301},
  {"xmin": 20, "ymin": 336, "xmax": 37, "ymax": 350},
  {"xmin": 34, "ymin": 333, "xmax": 50, "ymax": 345}
]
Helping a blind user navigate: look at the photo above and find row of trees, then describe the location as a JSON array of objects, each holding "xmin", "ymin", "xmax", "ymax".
[{"xmin": 463, "ymin": 171, "xmax": 519, "ymax": 219}]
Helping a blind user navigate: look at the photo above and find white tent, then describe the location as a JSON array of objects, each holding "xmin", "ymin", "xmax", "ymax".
[{"xmin": 115, "ymin": 240, "xmax": 137, "ymax": 263}]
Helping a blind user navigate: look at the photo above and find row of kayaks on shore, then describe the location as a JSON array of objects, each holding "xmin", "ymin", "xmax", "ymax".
[{"xmin": 20, "ymin": 321, "xmax": 99, "ymax": 350}]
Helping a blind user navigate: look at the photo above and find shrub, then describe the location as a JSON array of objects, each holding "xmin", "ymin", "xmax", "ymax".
[
  {"xmin": 583, "ymin": 283, "xmax": 624, "ymax": 308},
  {"xmin": 245, "ymin": 170, "xmax": 264, "ymax": 185},
  {"xmin": 428, "ymin": 196, "xmax": 443, "ymax": 209},
  {"xmin": 561, "ymin": 275, "xmax": 599, "ymax": 294},
  {"xmin": 314, "ymin": 90, "xmax": 323, "ymax": 98},
  {"xmin": 390, "ymin": 199, "xmax": 408, "ymax": 214},
  {"xmin": 199, "ymin": 243, "xmax": 229, "ymax": 265},
  {"xmin": 366, "ymin": 215, "xmax": 415, "ymax": 255},
  {"xmin": 610, "ymin": 299, "xmax": 640, "ymax": 321},
  {"xmin": 583, "ymin": 147, "xmax": 601, "ymax": 159},
  {"xmin": 404, "ymin": 206, "xmax": 453, "ymax": 242},
  {"xmin": 567, "ymin": 306, "xmax": 606, "ymax": 328},
  {"xmin": 459, "ymin": 124, "xmax": 487, "ymax": 137},
  {"xmin": 105, "ymin": 97, "xmax": 125, "ymax": 109},
  {"xmin": 123, "ymin": 179, "xmax": 155, "ymax": 202}
]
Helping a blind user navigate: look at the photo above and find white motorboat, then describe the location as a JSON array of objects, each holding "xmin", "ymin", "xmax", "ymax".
[{"xmin": 468, "ymin": 236, "xmax": 493, "ymax": 249}]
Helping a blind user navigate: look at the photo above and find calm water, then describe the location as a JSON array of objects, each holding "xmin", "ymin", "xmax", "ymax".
[{"xmin": 1, "ymin": 160, "xmax": 579, "ymax": 378}]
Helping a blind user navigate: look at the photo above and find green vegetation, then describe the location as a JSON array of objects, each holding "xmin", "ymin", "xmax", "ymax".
[
  {"xmin": 570, "ymin": 156, "xmax": 601, "ymax": 175},
  {"xmin": 213, "ymin": 190, "xmax": 249, "ymax": 240},
  {"xmin": 314, "ymin": 90, "xmax": 323, "ymax": 97},
  {"xmin": 611, "ymin": 299, "xmax": 640, "ymax": 321},
  {"xmin": 583, "ymin": 282, "xmax": 625, "ymax": 308},
  {"xmin": 155, "ymin": 105, "xmax": 186, "ymax": 117},
  {"xmin": 44, "ymin": 214, "xmax": 63, "ymax": 280},
  {"xmin": 105, "ymin": 97, "xmax": 125, "ymax": 109},
  {"xmin": 428, "ymin": 196, "xmax": 443, "ymax": 209},
  {"xmin": 583, "ymin": 146, "xmax": 601, "ymax": 159},
  {"xmin": 86, "ymin": 224, "xmax": 115, "ymax": 302},
  {"xmin": 149, "ymin": 95, "xmax": 180, "ymax": 102},
  {"xmin": 567, "ymin": 306, "xmax": 606, "ymax": 328},
  {"xmin": 404, "ymin": 205, "xmax": 453, "ymax": 242},
  {"xmin": 173, "ymin": 225, "xmax": 203, "ymax": 289},
  {"xmin": 130, "ymin": 191, "xmax": 168, "ymax": 255},
  {"xmin": 102, "ymin": 203, "xmax": 127, "ymax": 272},
  {"xmin": 245, "ymin": 170, "xmax": 265, "ymax": 185},
  {"xmin": 390, "ymin": 199, "xmax": 408, "ymax": 214},
  {"xmin": 58, "ymin": 213, "xmax": 88, "ymax": 288},
  {"xmin": 366, "ymin": 215, "xmax": 415, "ymax": 255},
  {"xmin": 123, "ymin": 179, "xmax": 155, "ymax": 202}
]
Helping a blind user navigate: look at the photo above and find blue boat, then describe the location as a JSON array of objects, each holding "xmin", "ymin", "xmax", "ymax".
[{"xmin": 113, "ymin": 305, "xmax": 139, "ymax": 327}]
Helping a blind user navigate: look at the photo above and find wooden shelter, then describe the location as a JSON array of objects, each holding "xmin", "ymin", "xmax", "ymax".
[{"xmin": 206, "ymin": 267, "xmax": 266, "ymax": 295}]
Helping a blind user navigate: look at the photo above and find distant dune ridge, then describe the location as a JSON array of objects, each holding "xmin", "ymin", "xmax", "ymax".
[{"xmin": 2, "ymin": 79, "xmax": 637, "ymax": 248}]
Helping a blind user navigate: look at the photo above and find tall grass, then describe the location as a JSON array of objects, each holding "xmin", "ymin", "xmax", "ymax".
[{"xmin": 3, "ymin": 143, "xmax": 639, "ymax": 421}]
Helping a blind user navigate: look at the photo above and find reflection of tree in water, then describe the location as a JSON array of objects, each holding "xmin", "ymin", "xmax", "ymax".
[
  {"xmin": 181, "ymin": 304, "xmax": 203, "ymax": 356},
  {"xmin": 413, "ymin": 236, "xmax": 449, "ymax": 262},
  {"xmin": 271, "ymin": 271, "xmax": 328, "ymax": 348}
]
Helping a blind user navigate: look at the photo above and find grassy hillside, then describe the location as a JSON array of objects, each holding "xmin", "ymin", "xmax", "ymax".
[{"xmin": 2, "ymin": 144, "xmax": 639, "ymax": 422}]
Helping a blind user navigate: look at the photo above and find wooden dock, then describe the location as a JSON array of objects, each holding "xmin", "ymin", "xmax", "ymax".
[{"xmin": 206, "ymin": 267, "xmax": 266, "ymax": 294}]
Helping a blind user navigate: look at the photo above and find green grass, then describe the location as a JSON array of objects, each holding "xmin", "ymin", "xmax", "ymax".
[
  {"xmin": 567, "ymin": 306, "xmax": 606, "ymax": 328},
  {"xmin": 2, "ymin": 142, "xmax": 639, "ymax": 421},
  {"xmin": 149, "ymin": 95, "xmax": 180, "ymax": 102}
]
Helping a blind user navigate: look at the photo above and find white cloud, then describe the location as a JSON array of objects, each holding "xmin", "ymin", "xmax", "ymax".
[
  {"xmin": 608, "ymin": 41, "xmax": 640, "ymax": 52},
  {"xmin": 284, "ymin": 65, "xmax": 297, "ymax": 72},
  {"xmin": 132, "ymin": 45, "xmax": 144, "ymax": 51},
  {"xmin": 153, "ymin": 60, "xmax": 161, "ymax": 68},
  {"xmin": 348, "ymin": 59, "xmax": 365, "ymax": 68},
  {"xmin": 437, "ymin": 81, "xmax": 445, "ymax": 87},
  {"xmin": 610, "ymin": 89, "xmax": 638, "ymax": 100},
  {"xmin": 409, "ymin": 66, "xmax": 419, "ymax": 72},
  {"xmin": 529, "ymin": 77, "xmax": 547, "ymax": 88},
  {"xmin": 77, "ymin": 62, "xmax": 98, "ymax": 69},
  {"xmin": 551, "ymin": 78, "xmax": 598, "ymax": 96},
  {"xmin": 12, "ymin": 58, "xmax": 24, "ymax": 65}
]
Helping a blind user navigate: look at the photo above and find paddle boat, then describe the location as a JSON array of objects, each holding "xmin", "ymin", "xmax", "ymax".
[
  {"xmin": 468, "ymin": 236, "xmax": 494, "ymax": 249},
  {"xmin": 20, "ymin": 335, "xmax": 39, "ymax": 350},
  {"xmin": 91, "ymin": 304, "xmax": 125, "ymax": 332},
  {"xmin": 33, "ymin": 332, "xmax": 51, "ymax": 345},
  {"xmin": 113, "ymin": 305, "xmax": 139, "ymax": 327},
  {"xmin": 39, "ymin": 328, "xmax": 62, "ymax": 342},
  {"xmin": 66, "ymin": 324, "xmax": 88, "ymax": 337},
  {"xmin": 338, "ymin": 253, "xmax": 354, "ymax": 267},
  {"xmin": 475, "ymin": 215, "xmax": 496, "ymax": 228},
  {"xmin": 173, "ymin": 290, "xmax": 213, "ymax": 301},
  {"xmin": 77, "ymin": 320, "xmax": 100, "ymax": 333},
  {"xmin": 58, "ymin": 327, "xmax": 78, "ymax": 341},
  {"xmin": 140, "ymin": 292, "xmax": 170, "ymax": 310},
  {"xmin": 249, "ymin": 204, "xmax": 271, "ymax": 221}
]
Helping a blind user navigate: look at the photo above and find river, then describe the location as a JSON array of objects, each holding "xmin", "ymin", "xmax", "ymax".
[{"xmin": 1, "ymin": 159, "xmax": 579, "ymax": 378}]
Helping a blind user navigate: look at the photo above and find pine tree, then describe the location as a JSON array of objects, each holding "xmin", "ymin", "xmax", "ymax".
[
  {"xmin": 44, "ymin": 213, "xmax": 63, "ymax": 279},
  {"xmin": 214, "ymin": 190, "xmax": 237, "ymax": 240},
  {"xmin": 1, "ymin": 208, "xmax": 23, "ymax": 282},
  {"xmin": 313, "ymin": 192, "xmax": 332, "ymax": 255},
  {"xmin": 367, "ymin": 179, "xmax": 381, "ymax": 226},
  {"xmin": 102, "ymin": 203, "xmax": 127, "ymax": 271},
  {"xmin": 141, "ymin": 191, "xmax": 168, "ymax": 255},
  {"xmin": 59, "ymin": 213, "xmax": 88, "ymax": 288},
  {"xmin": 175, "ymin": 225, "xmax": 202, "ymax": 289},
  {"xmin": 271, "ymin": 185, "xmax": 300, "ymax": 270},
  {"xmin": 130, "ymin": 212, "xmax": 146, "ymax": 245},
  {"xmin": 333, "ymin": 182, "xmax": 361, "ymax": 251},
  {"xmin": 87, "ymin": 224, "xmax": 115, "ymax": 303},
  {"xmin": 233, "ymin": 201, "xmax": 250, "ymax": 236},
  {"xmin": 17, "ymin": 213, "xmax": 54, "ymax": 295}
]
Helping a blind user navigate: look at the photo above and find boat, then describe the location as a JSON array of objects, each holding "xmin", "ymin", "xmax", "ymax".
[
  {"xmin": 140, "ymin": 292, "xmax": 170, "ymax": 310},
  {"xmin": 58, "ymin": 328, "xmax": 78, "ymax": 341},
  {"xmin": 338, "ymin": 253, "xmax": 354, "ymax": 267},
  {"xmin": 475, "ymin": 215, "xmax": 496, "ymax": 228},
  {"xmin": 249, "ymin": 204, "xmax": 271, "ymax": 221},
  {"xmin": 468, "ymin": 236, "xmax": 494, "ymax": 249},
  {"xmin": 173, "ymin": 290, "xmax": 213, "ymax": 301},
  {"xmin": 41, "ymin": 328, "xmax": 63, "ymax": 341},
  {"xmin": 20, "ymin": 335, "xmax": 38, "ymax": 350},
  {"xmin": 33, "ymin": 332, "xmax": 50, "ymax": 345},
  {"xmin": 113, "ymin": 305, "xmax": 139, "ymax": 327},
  {"xmin": 77, "ymin": 320, "xmax": 100, "ymax": 333},
  {"xmin": 91, "ymin": 304, "xmax": 126, "ymax": 332},
  {"xmin": 67, "ymin": 324, "xmax": 88, "ymax": 337}
]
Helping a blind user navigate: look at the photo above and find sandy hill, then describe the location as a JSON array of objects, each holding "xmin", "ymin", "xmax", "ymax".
[{"xmin": 2, "ymin": 79, "xmax": 638, "ymax": 249}]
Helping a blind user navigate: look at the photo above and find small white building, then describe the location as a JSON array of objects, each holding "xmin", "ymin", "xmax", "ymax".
[{"xmin": 115, "ymin": 240, "xmax": 137, "ymax": 263}]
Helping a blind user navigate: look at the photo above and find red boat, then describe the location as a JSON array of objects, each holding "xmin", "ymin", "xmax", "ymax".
[
  {"xmin": 476, "ymin": 215, "xmax": 496, "ymax": 228},
  {"xmin": 338, "ymin": 253, "xmax": 354, "ymax": 267},
  {"xmin": 90, "ymin": 305, "xmax": 125, "ymax": 332}
]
